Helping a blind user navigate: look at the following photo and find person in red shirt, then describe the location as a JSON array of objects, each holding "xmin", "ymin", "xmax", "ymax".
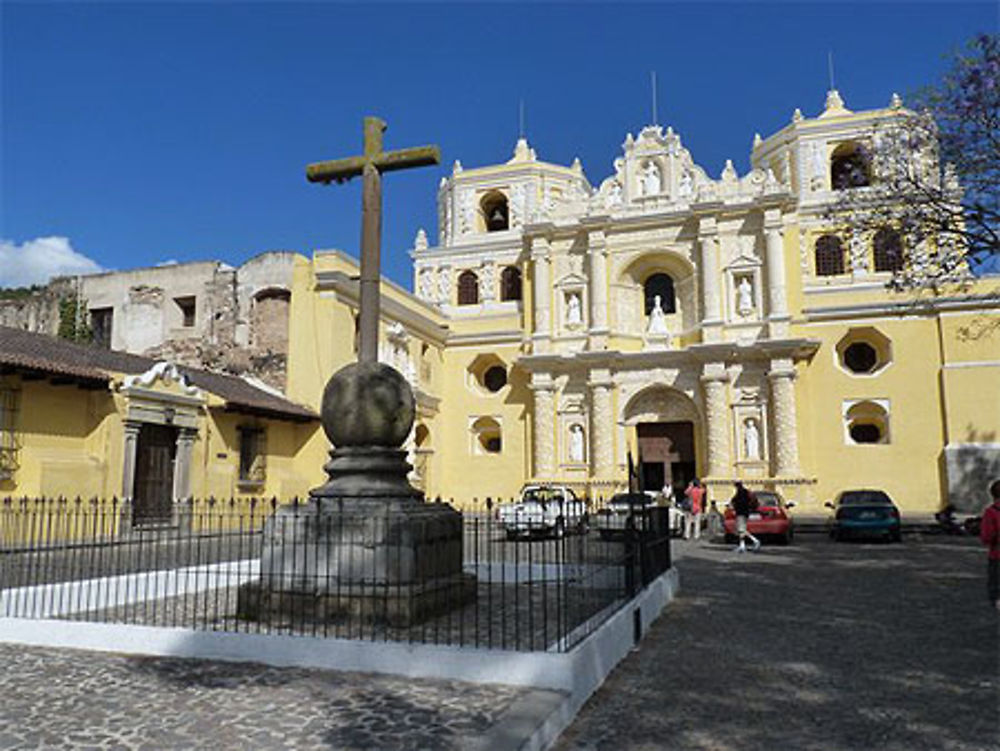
[
  {"xmin": 683, "ymin": 479, "xmax": 706, "ymax": 540},
  {"xmin": 979, "ymin": 479, "xmax": 1000, "ymax": 611}
]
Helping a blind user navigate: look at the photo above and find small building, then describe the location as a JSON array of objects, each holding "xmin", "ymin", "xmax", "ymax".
[{"xmin": 0, "ymin": 326, "xmax": 320, "ymax": 525}]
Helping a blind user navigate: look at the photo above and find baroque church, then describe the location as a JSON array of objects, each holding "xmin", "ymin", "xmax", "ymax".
[
  {"xmin": 4, "ymin": 89, "xmax": 998, "ymax": 518},
  {"xmin": 285, "ymin": 88, "xmax": 1000, "ymax": 513}
]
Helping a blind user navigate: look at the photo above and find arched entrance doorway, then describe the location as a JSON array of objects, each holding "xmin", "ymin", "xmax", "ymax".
[{"xmin": 623, "ymin": 386, "xmax": 701, "ymax": 496}]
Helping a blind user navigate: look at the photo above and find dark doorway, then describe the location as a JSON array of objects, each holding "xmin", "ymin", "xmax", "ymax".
[
  {"xmin": 637, "ymin": 421, "xmax": 696, "ymax": 495},
  {"xmin": 133, "ymin": 423, "xmax": 177, "ymax": 526}
]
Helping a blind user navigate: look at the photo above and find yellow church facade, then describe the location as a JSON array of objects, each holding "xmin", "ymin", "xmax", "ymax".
[{"xmin": 287, "ymin": 90, "xmax": 1000, "ymax": 514}]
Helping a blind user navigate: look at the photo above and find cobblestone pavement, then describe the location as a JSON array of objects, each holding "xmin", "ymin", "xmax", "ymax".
[
  {"xmin": 0, "ymin": 645, "xmax": 534, "ymax": 750},
  {"xmin": 555, "ymin": 534, "xmax": 999, "ymax": 751}
]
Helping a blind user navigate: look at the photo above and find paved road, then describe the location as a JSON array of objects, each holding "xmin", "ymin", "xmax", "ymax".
[{"xmin": 555, "ymin": 534, "xmax": 999, "ymax": 751}]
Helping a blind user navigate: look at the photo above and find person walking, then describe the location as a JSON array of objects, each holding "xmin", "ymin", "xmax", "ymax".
[
  {"xmin": 731, "ymin": 481, "xmax": 761, "ymax": 553},
  {"xmin": 683, "ymin": 479, "xmax": 705, "ymax": 540},
  {"xmin": 979, "ymin": 479, "xmax": 1000, "ymax": 611}
]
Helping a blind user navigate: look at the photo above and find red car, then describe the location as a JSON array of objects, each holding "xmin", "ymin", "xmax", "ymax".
[{"xmin": 723, "ymin": 490, "xmax": 795, "ymax": 545}]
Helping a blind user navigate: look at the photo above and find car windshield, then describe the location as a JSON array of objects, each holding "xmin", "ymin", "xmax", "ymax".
[
  {"xmin": 610, "ymin": 494, "xmax": 646, "ymax": 505},
  {"xmin": 522, "ymin": 488, "xmax": 568, "ymax": 504},
  {"xmin": 754, "ymin": 493, "xmax": 781, "ymax": 507},
  {"xmin": 839, "ymin": 491, "xmax": 892, "ymax": 506}
]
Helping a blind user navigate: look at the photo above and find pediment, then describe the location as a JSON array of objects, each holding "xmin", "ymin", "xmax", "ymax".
[
  {"xmin": 554, "ymin": 271, "xmax": 588, "ymax": 288},
  {"xmin": 122, "ymin": 361, "xmax": 203, "ymax": 400}
]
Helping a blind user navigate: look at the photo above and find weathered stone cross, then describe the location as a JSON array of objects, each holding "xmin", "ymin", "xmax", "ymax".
[{"xmin": 306, "ymin": 117, "xmax": 440, "ymax": 364}]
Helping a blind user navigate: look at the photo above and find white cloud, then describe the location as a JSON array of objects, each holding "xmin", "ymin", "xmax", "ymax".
[{"xmin": 0, "ymin": 236, "xmax": 104, "ymax": 288}]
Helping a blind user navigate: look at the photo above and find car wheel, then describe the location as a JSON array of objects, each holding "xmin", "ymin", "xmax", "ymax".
[
  {"xmin": 891, "ymin": 529, "xmax": 902, "ymax": 543},
  {"xmin": 598, "ymin": 530, "xmax": 610, "ymax": 541},
  {"xmin": 724, "ymin": 533, "xmax": 737, "ymax": 544},
  {"xmin": 779, "ymin": 530, "xmax": 792, "ymax": 546},
  {"xmin": 506, "ymin": 529, "xmax": 518, "ymax": 541}
]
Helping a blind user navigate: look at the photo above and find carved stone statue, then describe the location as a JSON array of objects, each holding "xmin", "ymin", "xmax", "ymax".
[
  {"xmin": 737, "ymin": 277, "xmax": 754, "ymax": 317},
  {"xmin": 643, "ymin": 161, "xmax": 661, "ymax": 196},
  {"xmin": 569, "ymin": 424, "xmax": 585, "ymax": 463},
  {"xmin": 566, "ymin": 292, "xmax": 583, "ymax": 327},
  {"xmin": 744, "ymin": 417, "xmax": 760, "ymax": 460},
  {"xmin": 679, "ymin": 170, "xmax": 693, "ymax": 197},
  {"xmin": 647, "ymin": 294, "xmax": 668, "ymax": 335},
  {"xmin": 605, "ymin": 180, "xmax": 623, "ymax": 208}
]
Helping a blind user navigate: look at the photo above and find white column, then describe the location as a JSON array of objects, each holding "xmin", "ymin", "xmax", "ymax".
[
  {"xmin": 121, "ymin": 421, "xmax": 141, "ymax": 500},
  {"xmin": 765, "ymin": 209, "xmax": 789, "ymax": 338},
  {"xmin": 769, "ymin": 358, "xmax": 801, "ymax": 477},
  {"xmin": 173, "ymin": 427, "xmax": 197, "ymax": 502},
  {"xmin": 699, "ymin": 218, "xmax": 722, "ymax": 341},
  {"xmin": 701, "ymin": 364, "xmax": 731, "ymax": 477},
  {"xmin": 531, "ymin": 236, "xmax": 552, "ymax": 353},
  {"xmin": 588, "ymin": 229, "xmax": 609, "ymax": 347},
  {"xmin": 588, "ymin": 372, "xmax": 614, "ymax": 478},
  {"xmin": 531, "ymin": 380, "xmax": 556, "ymax": 479}
]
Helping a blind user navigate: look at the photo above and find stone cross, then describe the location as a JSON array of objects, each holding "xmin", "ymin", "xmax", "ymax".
[{"xmin": 306, "ymin": 117, "xmax": 440, "ymax": 363}]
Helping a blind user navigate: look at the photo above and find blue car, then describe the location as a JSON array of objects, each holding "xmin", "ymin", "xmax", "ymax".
[{"xmin": 826, "ymin": 489, "xmax": 902, "ymax": 542}]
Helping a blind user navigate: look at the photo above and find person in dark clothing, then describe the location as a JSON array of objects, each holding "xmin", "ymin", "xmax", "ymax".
[
  {"xmin": 730, "ymin": 481, "xmax": 761, "ymax": 553},
  {"xmin": 979, "ymin": 479, "xmax": 1000, "ymax": 611}
]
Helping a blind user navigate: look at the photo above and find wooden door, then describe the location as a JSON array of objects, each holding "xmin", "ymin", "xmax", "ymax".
[{"xmin": 133, "ymin": 424, "xmax": 177, "ymax": 525}]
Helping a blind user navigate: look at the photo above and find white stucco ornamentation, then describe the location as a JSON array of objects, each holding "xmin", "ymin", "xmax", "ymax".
[
  {"xmin": 418, "ymin": 267, "xmax": 435, "ymax": 300},
  {"xmin": 701, "ymin": 371, "xmax": 731, "ymax": 477},
  {"xmin": 414, "ymin": 228, "xmax": 428, "ymax": 251},
  {"xmin": 123, "ymin": 362, "xmax": 201, "ymax": 397},
  {"xmin": 532, "ymin": 385, "xmax": 556, "ymax": 478},
  {"xmin": 590, "ymin": 382, "xmax": 614, "ymax": 477},
  {"xmin": 769, "ymin": 363, "xmax": 801, "ymax": 476}
]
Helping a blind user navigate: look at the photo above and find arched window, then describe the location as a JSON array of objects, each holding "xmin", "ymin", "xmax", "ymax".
[
  {"xmin": 500, "ymin": 266, "xmax": 522, "ymax": 301},
  {"xmin": 471, "ymin": 416, "xmax": 502, "ymax": 454},
  {"xmin": 831, "ymin": 143, "xmax": 871, "ymax": 189},
  {"xmin": 815, "ymin": 235, "xmax": 845, "ymax": 276},
  {"xmin": 873, "ymin": 228, "xmax": 904, "ymax": 273},
  {"xmin": 481, "ymin": 192, "xmax": 509, "ymax": 232},
  {"xmin": 845, "ymin": 401, "xmax": 890, "ymax": 445},
  {"xmin": 457, "ymin": 270, "xmax": 479, "ymax": 305},
  {"xmin": 643, "ymin": 273, "xmax": 676, "ymax": 315}
]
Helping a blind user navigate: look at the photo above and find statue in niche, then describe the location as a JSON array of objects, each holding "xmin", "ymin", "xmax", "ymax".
[
  {"xmin": 743, "ymin": 417, "xmax": 760, "ymax": 460},
  {"xmin": 642, "ymin": 161, "xmax": 661, "ymax": 196},
  {"xmin": 679, "ymin": 170, "xmax": 693, "ymax": 197},
  {"xmin": 647, "ymin": 294, "xmax": 669, "ymax": 335},
  {"xmin": 566, "ymin": 292, "xmax": 583, "ymax": 327},
  {"xmin": 605, "ymin": 180, "xmax": 623, "ymax": 208},
  {"xmin": 737, "ymin": 277, "xmax": 755, "ymax": 317},
  {"xmin": 569, "ymin": 424, "xmax": 585, "ymax": 463}
]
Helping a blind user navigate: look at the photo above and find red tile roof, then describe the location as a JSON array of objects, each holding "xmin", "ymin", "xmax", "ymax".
[{"xmin": 0, "ymin": 326, "xmax": 317, "ymax": 422}]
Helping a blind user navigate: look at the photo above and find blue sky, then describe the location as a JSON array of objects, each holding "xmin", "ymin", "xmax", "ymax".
[{"xmin": 1, "ymin": 2, "xmax": 995, "ymax": 289}]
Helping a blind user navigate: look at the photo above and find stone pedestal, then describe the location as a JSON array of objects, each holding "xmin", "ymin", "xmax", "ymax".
[{"xmin": 238, "ymin": 362, "xmax": 475, "ymax": 628}]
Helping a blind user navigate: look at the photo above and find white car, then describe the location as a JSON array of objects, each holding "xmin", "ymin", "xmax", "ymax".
[
  {"xmin": 496, "ymin": 485, "xmax": 588, "ymax": 539},
  {"xmin": 595, "ymin": 491, "xmax": 683, "ymax": 540}
]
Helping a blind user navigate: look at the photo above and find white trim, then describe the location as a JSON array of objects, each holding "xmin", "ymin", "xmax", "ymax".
[{"xmin": 942, "ymin": 360, "xmax": 1000, "ymax": 369}]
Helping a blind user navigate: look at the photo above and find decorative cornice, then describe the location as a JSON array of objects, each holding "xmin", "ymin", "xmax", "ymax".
[{"xmin": 803, "ymin": 293, "xmax": 1000, "ymax": 322}]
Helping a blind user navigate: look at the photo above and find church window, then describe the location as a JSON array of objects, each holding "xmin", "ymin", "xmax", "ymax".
[
  {"xmin": 815, "ymin": 235, "xmax": 845, "ymax": 276},
  {"xmin": 471, "ymin": 416, "xmax": 502, "ymax": 455},
  {"xmin": 481, "ymin": 191, "xmax": 509, "ymax": 232},
  {"xmin": 483, "ymin": 365, "xmax": 508, "ymax": 393},
  {"xmin": 500, "ymin": 266, "xmax": 522, "ymax": 301},
  {"xmin": 238, "ymin": 426, "xmax": 266, "ymax": 486},
  {"xmin": 0, "ymin": 383, "xmax": 20, "ymax": 480},
  {"xmin": 873, "ymin": 229, "xmax": 904, "ymax": 273},
  {"xmin": 643, "ymin": 273, "xmax": 676, "ymax": 314},
  {"xmin": 90, "ymin": 307, "xmax": 113, "ymax": 349},
  {"xmin": 843, "ymin": 342, "xmax": 878, "ymax": 374},
  {"xmin": 457, "ymin": 270, "xmax": 479, "ymax": 305},
  {"xmin": 845, "ymin": 401, "xmax": 889, "ymax": 445},
  {"xmin": 175, "ymin": 296, "xmax": 196, "ymax": 327},
  {"xmin": 830, "ymin": 142, "xmax": 871, "ymax": 189}
]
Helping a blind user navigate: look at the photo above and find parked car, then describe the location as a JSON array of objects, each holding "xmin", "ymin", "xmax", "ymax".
[
  {"xmin": 826, "ymin": 489, "xmax": 901, "ymax": 542},
  {"xmin": 723, "ymin": 490, "xmax": 795, "ymax": 545},
  {"xmin": 496, "ymin": 484, "xmax": 588, "ymax": 540},
  {"xmin": 594, "ymin": 491, "xmax": 683, "ymax": 540}
]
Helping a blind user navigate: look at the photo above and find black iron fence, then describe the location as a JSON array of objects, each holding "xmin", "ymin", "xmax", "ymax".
[{"xmin": 0, "ymin": 496, "xmax": 671, "ymax": 653}]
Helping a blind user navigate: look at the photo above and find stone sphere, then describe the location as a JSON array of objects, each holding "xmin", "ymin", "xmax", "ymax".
[{"xmin": 321, "ymin": 362, "xmax": 415, "ymax": 448}]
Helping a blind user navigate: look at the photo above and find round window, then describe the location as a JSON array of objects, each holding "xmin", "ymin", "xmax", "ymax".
[
  {"xmin": 843, "ymin": 342, "xmax": 878, "ymax": 374},
  {"xmin": 483, "ymin": 365, "xmax": 508, "ymax": 392}
]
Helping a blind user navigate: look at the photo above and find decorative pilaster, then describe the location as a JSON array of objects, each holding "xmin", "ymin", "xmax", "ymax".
[
  {"xmin": 588, "ymin": 372, "xmax": 614, "ymax": 478},
  {"xmin": 531, "ymin": 236, "xmax": 552, "ymax": 352},
  {"xmin": 531, "ymin": 379, "xmax": 556, "ymax": 479},
  {"xmin": 173, "ymin": 427, "xmax": 197, "ymax": 502},
  {"xmin": 769, "ymin": 359, "xmax": 801, "ymax": 476},
  {"xmin": 121, "ymin": 421, "xmax": 141, "ymax": 500},
  {"xmin": 764, "ymin": 209, "xmax": 789, "ymax": 338},
  {"xmin": 699, "ymin": 218, "xmax": 722, "ymax": 341},
  {"xmin": 588, "ymin": 230, "xmax": 609, "ymax": 346},
  {"xmin": 701, "ymin": 364, "xmax": 731, "ymax": 477}
]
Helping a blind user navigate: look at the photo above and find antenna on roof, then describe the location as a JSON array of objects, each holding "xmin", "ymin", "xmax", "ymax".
[
  {"xmin": 651, "ymin": 70, "xmax": 659, "ymax": 126},
  {"xmin": 519, "ymin": 98, "xmax": 525, "ymax": 139},
  {"xmin": 828, "ymin": 50, "xmax": 836, "ymax": 90}
]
